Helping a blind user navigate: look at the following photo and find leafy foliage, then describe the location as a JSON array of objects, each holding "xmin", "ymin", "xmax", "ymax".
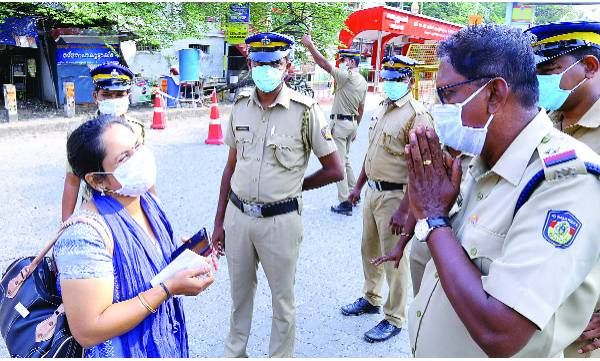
[{"xmin": 0, "ymin": 2, "xmax": 350, "ymax": 52}]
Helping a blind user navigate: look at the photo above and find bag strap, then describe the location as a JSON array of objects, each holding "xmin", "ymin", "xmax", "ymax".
[{"xmin": 6, "ymin": 214, "xmax": 112, "ymax": 299}]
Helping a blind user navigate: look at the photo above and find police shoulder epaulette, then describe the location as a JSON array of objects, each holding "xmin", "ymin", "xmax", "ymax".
[
  {"xmin": 536, "ymin": 132, "xmax": 587, "ymax": 181},
  {"xmin": 234, "ymin": 89, "xmax": 251, "ymax": 103},
  {"xmin": 289, "ymin": 90, "xmax": 315, "ymax": 108},
  {"xmin": 408, "ymin": 97, "xmax": 427, "ymax": 116}
]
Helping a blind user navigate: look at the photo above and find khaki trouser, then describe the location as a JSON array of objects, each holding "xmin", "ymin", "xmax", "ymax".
[
  {"xmin": 361, "ymin": 187, "xmax": 409, "ymax": 328},
  {"xmin": 223, "ymin": 200, "xmax": 303, "ymax": 358},
  {"xmin": 331, "ymin": 119, "xmax": 358, "ymax": 203},
  {"xmin": 409, "ymin": 237, "xmax": 431, "ymax": 296}
]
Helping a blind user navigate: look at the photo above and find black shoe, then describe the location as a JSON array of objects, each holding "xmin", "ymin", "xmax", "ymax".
[
  {"xmin": 331, "ymin": 201, "xmax": 352, "ymax": 216},
  {"xmin": 341, "ymin": 297, "xmax": 380, "ymax": 316},
  {"xmin": 364, "ymin": 320, "xmax": 401, "ymax": 343}
]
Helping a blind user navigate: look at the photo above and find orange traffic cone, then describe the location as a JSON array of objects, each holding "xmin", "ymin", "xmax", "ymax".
[
  {"xmin": 151, "ymin": 93, "xmax": 166, "ymax": 129},
  {"xmin": 205, "ymin": 89, "xmax": 223, "ymax": 145}
]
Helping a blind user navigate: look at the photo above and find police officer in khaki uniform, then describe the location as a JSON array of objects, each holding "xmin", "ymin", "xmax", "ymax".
[
  {"xmin": 403, "ymin": 24, "xmax": 600, "ymax": 357},
  {"xmin": 211, "ymin": 32, "xmax": 342, "ymax": 358},
  {"xmin": 374, "ymin": 149, "xmax": 472, "ymax": 296},
  {"xmin": 301, "ymin": 35, "xmax": 368, "ymax": 216},
  {"xmin": 339, "ymin": 55, "xmax": 433, "ymax": 343},
  {"xmin": 527, "ymin": 21, "xmax": 600, "ymax": 358},
  {"xmin": 61, "ymin": 63, "xmax": 146, "ymax": 221}
]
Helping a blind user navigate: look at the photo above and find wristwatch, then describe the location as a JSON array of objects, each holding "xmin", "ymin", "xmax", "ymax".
[{"xmin": 415, "ymin": 216, "xmax": 451, "ymax": 242}]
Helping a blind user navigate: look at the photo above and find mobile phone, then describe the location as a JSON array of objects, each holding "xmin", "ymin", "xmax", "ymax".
[{"xmin": 171, "ymin": 227, "xmax": 212, "ymax": 260}]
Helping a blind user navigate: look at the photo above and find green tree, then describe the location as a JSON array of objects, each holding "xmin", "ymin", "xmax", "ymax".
[{"xmin": 0, "ymin": 2, "xmax": 350, "ymax": 52}]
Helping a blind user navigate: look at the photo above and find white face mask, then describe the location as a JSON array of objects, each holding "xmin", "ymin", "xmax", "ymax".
[
  {"xmin": 433, "ymin": 80, "xmax": 494, "ymax": 157},
  {"xmin": 98, "ymin": 97, "xmax": 129, "ymax": 116},
  {"xmin": 96, "ymin": 146, "xmax": 157, "ymax": 197}
]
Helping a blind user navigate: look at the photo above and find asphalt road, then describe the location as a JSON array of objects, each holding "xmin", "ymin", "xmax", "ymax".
[{"xmin": 0, "ymin": 93, "xmax": 413, "ymax": 357}]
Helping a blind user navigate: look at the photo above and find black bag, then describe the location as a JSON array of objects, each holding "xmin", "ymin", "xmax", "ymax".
[{"xmin": 0, "ymin": 215, "xmax": 111, "ymax": 357}]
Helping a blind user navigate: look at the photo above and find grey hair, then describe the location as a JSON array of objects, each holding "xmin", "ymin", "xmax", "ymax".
[{"xmin": 437, "ymin": 24, "xmax": 539, "ymax": 107}]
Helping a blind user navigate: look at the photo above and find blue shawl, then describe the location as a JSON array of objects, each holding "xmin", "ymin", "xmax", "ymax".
[{"xmin": 92, "ymin": 191, "xmax": 188, "ymax": 358}]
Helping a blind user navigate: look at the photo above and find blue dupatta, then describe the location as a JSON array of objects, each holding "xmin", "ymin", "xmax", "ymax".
[{"xmin": 92, "ymin": 191, "xmax": 188, "ymax": 358}]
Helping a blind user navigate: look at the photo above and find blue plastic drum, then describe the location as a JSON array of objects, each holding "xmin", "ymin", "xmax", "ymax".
[{"xmin": 179, "ymin": 49, "xmax": 200, "ymax": 82}]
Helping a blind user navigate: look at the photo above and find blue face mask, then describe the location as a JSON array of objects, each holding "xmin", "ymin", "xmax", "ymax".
[
  {"xmin": 537, "ymin": 59, "xmax": 587, "ymax": 111},
  {"xmin": 252, "ymin": 65, "xmax": 285, "ymax": 93},
  {"xmin": 383, "ymin": 81, "xmax": 409, "ymax": 101}
]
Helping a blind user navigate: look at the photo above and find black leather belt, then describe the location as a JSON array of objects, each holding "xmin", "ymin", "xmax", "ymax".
[
  {"xmin": 367, "ymin": 179, "xmax": 405, "ymax": 192},
  {"xmin": 330, "ymin": 114, "xmax": 356, "ymax": 121},
  {"xmin": 229, "ymin": 191, "xmax": 299, "ymax": 218}
]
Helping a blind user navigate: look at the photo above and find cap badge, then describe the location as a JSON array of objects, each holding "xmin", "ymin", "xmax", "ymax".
[
  {"xmin": 261, "ymin": 36, "xmax": 271, "ymax": 45},
  {"xmin": 110, "ymin": 69, "xmax": 119, "ymax": 78}
]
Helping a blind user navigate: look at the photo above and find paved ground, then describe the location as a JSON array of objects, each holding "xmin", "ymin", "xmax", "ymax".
[{"xmin": 0, "ymin": 92, "xmax": 414, "ymax": 357}]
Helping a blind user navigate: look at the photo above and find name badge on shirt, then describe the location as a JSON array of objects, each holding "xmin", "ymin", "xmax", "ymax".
[{"xmin": 236, "ymin": 126, "xmax": 250, "ymax": 131}]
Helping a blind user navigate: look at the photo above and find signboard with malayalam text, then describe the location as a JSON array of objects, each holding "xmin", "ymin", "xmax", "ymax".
[
  {"xmin": 229, "ymin": 3, "xmax": 250, "ymax": 23},
  {"xmin": 227, "ymin": 23, "xmax": 249, "ymax": 45},
  {"xmin": 56, "ymin": 44, "xmax": 121, "ymax": 65}
]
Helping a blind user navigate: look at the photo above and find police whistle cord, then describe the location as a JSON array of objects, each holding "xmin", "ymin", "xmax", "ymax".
[{"xmin": 153, "ymin": 90, "xmax": 205, "ymax": 103}]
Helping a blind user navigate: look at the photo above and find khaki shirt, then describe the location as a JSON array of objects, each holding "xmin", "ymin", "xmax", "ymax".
[
  {"xmin": 364, "ymin": 94, "xmax": 433, "ymax": 184},
  {"xmin": 550, "ymin": 98, "xmax": 600, "ymax": 316},
  {"xmin": 549, "ymin": 97, "xmax": 600, "ymax": 154},
  {"xmin": 224, "ymin": 85, "xmax": 337, "ymax": 204},
  {"xmin": 330, "ymin": 68, "xmax": 367, "ymax": 116},
  {"xmin": 409, "ymin": 111, "xmax": 600, "ymax": 357}
]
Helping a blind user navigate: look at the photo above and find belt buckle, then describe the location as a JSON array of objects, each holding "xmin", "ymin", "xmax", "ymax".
[
  {"xmin": 367, "ymin": 180, "xmax": 380, "ymax": 191},
  {"xmin": 244, "ymin": 203, "xmax": 263, "ymax": 218}
]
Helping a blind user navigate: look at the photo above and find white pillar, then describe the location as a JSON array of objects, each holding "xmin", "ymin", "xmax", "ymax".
[{"xmin": 374, "ymin": 30, "xmax": 382, "ymax": 92}]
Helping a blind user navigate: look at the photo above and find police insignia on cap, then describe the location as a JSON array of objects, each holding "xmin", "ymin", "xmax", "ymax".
[
  {"xmin": 261, "ymin": 37, "xmax": 271, "ymax": 45},
  {"xmin": 389, "ymin": 60, "xmax": 395, "ymax": 66},
  {"xmin": 110, "ymin": 69, "xmax": 119, "ymax": 78}
]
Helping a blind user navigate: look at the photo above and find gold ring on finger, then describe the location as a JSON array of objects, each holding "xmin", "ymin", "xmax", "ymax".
[{"xmin": 423, "ymin": 159, "xmax": 432, "ymax": 166}]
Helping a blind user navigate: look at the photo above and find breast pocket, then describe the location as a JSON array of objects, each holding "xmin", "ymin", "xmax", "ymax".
[
  {"xmin": 381, "ymin": 122, "xmax": 406, "ymax": 157},
  {"xmin": 235, "ymin": 132, "xmax": 254, "ymax": 160},
  {"xmin": 461, "ymin": 222, "xmax": 505, "ymax": 275},
  {"xmin": 267, "ymin": 134, "xmax": 305, "ymax": 170}
]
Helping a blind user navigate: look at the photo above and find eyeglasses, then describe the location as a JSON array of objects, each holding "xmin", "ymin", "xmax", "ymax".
[{"xmin": 436, "ymin": 75, "xmax": 498, "ymax": 104}]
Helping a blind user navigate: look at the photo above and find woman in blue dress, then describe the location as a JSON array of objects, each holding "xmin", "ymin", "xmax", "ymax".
[{"xmin": 54, "ymin": 114, "xmax": 214, "ymax": 357}]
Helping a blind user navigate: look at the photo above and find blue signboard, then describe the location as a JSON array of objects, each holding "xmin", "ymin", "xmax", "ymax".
[
  {"xmin": 56, "ymin": 44, "xmax": 120, "ymax": 65},
  {"xmin": 229, "ymin": 3, "xmax": 250, "ymax": 23}
]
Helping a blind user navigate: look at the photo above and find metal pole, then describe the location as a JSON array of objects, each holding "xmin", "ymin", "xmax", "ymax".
[
  {"xmin": 505, "ymin": 2, "xmax": 514, "ymax": 26},
  {"xmin": 374, "ymin": 30, "xmax": 382, "ymax": 93}
]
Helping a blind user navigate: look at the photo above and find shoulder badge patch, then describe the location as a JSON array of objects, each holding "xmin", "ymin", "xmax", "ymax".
[
  {"xmin": 542, "ymin": 210, "xmax": 581, "ymax": 249},
  {"xmin": 321, "ymin": 125, "xmax": 333, "ymax": 141}
]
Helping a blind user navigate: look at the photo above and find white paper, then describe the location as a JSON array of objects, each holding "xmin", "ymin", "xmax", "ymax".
[
  {"xmin": 150, "ymin": 249, "xmax": 209, "ymax": 287},
  {"xmin": 15, "ymin": 302, "xmax": 29, "ymax": 318}
]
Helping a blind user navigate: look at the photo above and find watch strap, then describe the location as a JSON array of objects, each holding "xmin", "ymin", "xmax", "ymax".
[{"xmin": 427, "ymin": 216, "xmax": 451, "ymax": 230}]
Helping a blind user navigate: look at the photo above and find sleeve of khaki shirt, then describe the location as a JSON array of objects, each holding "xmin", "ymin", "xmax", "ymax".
[
  {"xmin": 309, "ymin": 104, "xmax": 338, "ymax": 158},
  {"xmin": 330, "ymin": 68, "xmax": 350, "ymax": 89},
  {"xmin": 481, "ymin": 173, "xmax": 600, "ymax": 330},
  {"xmin": 224, "ymin": 112, "xmax": 235, "ymax": 148}
]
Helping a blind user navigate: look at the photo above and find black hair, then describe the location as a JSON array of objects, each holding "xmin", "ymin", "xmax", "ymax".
[
  {"xmin": 67, "ymin": 114, "xmax": 132, "ymax": 182},
  {"xmin": 568, "ymin": 46, "xmax": 600, "ymax": 62},
  {"xmin": 437, "ymin": 24, "xmax": 539, "ymax": 107}
]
